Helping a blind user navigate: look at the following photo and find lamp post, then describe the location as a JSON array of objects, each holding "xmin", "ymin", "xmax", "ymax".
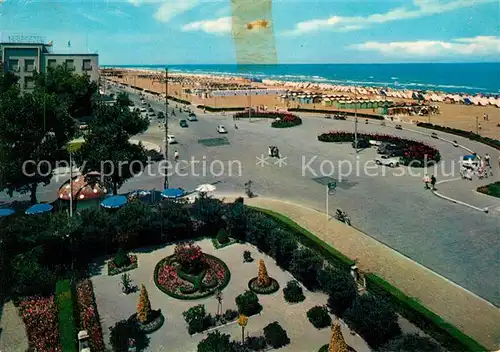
[
  {"xmin": 69, "ymin": 151, "xmax": 73, "ymax": 217},
  {"xmin": 354, "ymin": 91, "xmax": 358, "ymax": 155},
  {"xmin": 164, "ymin": 67, "xmax": 169, "ymax": 189}
]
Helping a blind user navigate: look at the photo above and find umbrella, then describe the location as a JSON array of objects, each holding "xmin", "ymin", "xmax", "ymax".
[
  {"xmin": 161, "ymin": 188, "xmax": 185, "ymax": 199},
  {"xmin": 25, "ymin": 203, "xmax": 53, "ymax": 215},
  {"xmin": 0, "ymin": 208, "xmax": 15, "ymax": 217},
  {"xmin": 100, "ymin": 195, "xmax": 127, "ymax": 209},
  {"xmin": 129, "ymin": 189, "xmax": 151, "ymax": 198},
  {"xmin": 195, "ymin": 184, "xmax": 216, "ymax": 193}
]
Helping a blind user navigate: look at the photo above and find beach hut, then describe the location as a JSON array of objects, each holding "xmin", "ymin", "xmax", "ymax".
[{"xmin": 322, "ymin": 98, "xmax": 332, "ymax": 107}]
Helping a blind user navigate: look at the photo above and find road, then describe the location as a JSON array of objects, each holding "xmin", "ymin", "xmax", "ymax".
[{"xmin": 3, "ymin": 85, "xmax": 500, "ymax": 306}]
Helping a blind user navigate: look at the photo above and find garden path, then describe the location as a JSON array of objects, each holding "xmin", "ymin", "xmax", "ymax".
[{"xmin": 0, "ymin": 301, "xmax": 28, "ymax": 352}]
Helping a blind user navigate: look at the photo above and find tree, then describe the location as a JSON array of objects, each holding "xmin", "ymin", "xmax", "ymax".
[
  {"xmin": 0, "ymin": 88, "xmax": 77, "ymax": 203},
  {"xmin": 116, "ymin": 92, "xmax": 132, "ymax": 108},
  {"xmin": 343, "ymin": 294, "xmax": 401, "ymax": 348},
  {"xmin": 328, "ymin": 322, "xmax": 348, "ymax": 352},
  {"xmin": 224, "ymin": 202, "xmax": 247, "ymax": 240},
  {"xmin": 113, "ymin": 201, "xmax": 154, "ymax": 248},
  {"xmin": 137, "ymin": 284, "xmax": 152, "ymax": 324},
  {"xmin": 290, "ymin": 248, "xmax": 323, "ymax": 290},
  {"xmin": 317, "ymin": 268, "xmax": 357, "ymax": 316},
  {"xmin": 0, "ymin": 70, "xmax": 19, "ymax": 93},
  {"xmin": 378, "ymin": 333, "xmax": 443, "ymax": 352},
  {"xmin": 160, "ymin": 199, "xmax": 193, "ymax": 241},
  {"xmin": 33, "ymin": 65, "xmax": 98, "ymax": 118},
  {"xmin": 257, "ymin": 259, "xmax": 271, "ymax": 287},
  {"xmin": 75, "ymin": 101, "xmax": 149, "ymax": 195},
  {"xmin": 190, "ymin": 194, "xmax": 224, "ymax": 235},
  {"xmin": 109, "ymin": 319, "xmax": 149, "ymax": 352}
]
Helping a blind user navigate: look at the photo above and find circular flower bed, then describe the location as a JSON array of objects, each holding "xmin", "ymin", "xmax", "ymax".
[
  {"xmin": 248, "ymin": 277, "xmax": 280, "ymax": 294},
  {"xmin": 154, "ymin": 253, "xmax": 231, "ymax": 300},
  {"xmin": 318, "ymin": 131, "xmax": 441, "ymax": 166},
  {"xmin": 128, "ymin": 310, "xmax": 165, "ymax": 334},
  {"xmin": 271, "ymin": 114, "xmax": 302, "ymax": 128}
]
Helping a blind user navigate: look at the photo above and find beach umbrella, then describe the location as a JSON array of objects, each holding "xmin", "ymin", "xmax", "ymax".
[
  {"xmin": 196, "ymin": 184, "xmax": 216, "ymax": 193},
  {"xmin": 161, "ymin": 188, "xmax": 185, "ymax": 199},
  {"xmin": 100, "ymin": 195, "xmax": 127, "ymax": 209},
  {"xmin": 0, "ymin": 208, "xmax": 15, "ymax": 217},
  {"xmin": 25, "ymin": 203, "xmax": 53, "ymax": 215}
]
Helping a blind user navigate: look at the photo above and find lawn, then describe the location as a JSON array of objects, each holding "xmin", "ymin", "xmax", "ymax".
[{"xmin": 477, "ymin": 182, "xmax": 500, "ymax": 198}]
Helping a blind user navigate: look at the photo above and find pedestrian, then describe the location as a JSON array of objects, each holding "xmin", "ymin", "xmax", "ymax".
[
  {"xmin": 275, "ymin": 147, "xmax": 280, "ymax": 158},
  {"xmin": 430, "ymin": 175, "xmax": 436, "ymax": 190},
  {"xmin": 174, "ymin": 150, "xmax": 179, "ymax": 161},
  {"xmin": 485, "ymin": 153, "xmax": 490, "ymax": 167},
  {"xmin": 423, "ymin": 174, "xmax": 429, "ymax": 189},
  {"xmin": 268, "ymin": 146, "xmax": 273, "ymax": 157},
  {"xmin": 483, "ymin": 113, "xmax": 486, "ymax": 121}
]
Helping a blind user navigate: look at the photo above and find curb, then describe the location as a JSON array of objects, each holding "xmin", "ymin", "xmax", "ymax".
[{"xmin": 430, "ymin": 189, "xmax": 488, "ymax": 213}]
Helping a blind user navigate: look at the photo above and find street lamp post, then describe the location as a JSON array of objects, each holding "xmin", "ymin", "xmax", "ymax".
[
  {"xmin": 69, "ymin": 151, "xmax": 73, "ymax": 217},
  {"xmin": 354, "ymin": 91, "xmax": 358, "ymax": 155},
  {"xmin": 164, "ymin": 67, "xmax": 169, "ymax": 189}
]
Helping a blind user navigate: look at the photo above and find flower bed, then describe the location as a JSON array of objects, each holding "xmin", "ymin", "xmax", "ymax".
[
  {"xmin": 318, "ymin": 131, "xmax": 441, "ymax": 166},
  {"xmin": 76, "ymin": 279, "xmax": 105, "ymax": 352},
  {"xmin": 211, "ymin": 237, "xmax": 238, "ymax": 249},
  {"xmin": 107, "ymin": 254, "xmax": 138, "ymax": 276},
  {"xmin": 233, "ymin": 111, "xmax": 303, "ymax": 128},
  {"xmin": 19, "ymin": 296, "xmax": 62, "ymax": 352},
  {"xmin": 248, "ymin": 277, "xmax": 280, "ymax": 294},
  {"xmin": 154, "ymin": 254, "xmax": 231, "ymax": 300}
]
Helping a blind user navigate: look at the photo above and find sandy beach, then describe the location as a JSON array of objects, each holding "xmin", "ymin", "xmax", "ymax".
[{"xmin": 104, "ymin": 69, "xmax": 500, "ymax": 140}]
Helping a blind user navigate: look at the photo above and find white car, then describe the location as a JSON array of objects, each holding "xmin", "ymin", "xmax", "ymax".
[
  {"xmin": 375, "ymin": 155, "xmax": 401, "ymax": 167},
  {"xmin": 217, "ymin": 125, "xmax": 227, "ymax": 134},
  {"xmin": 166, "ymin": 135, "xmax": 176, "ymax": 144},
  {"xmin": 141, "ymin": 99, "xmax": 147, "ymax": 105},
  {"xmin": 369, "ymin": 140, "xmax": 382, "ymax": 146}
]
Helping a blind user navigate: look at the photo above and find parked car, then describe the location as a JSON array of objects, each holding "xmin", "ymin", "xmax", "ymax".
[
  {"xmin": 148, "ymin": 107, "xmax": 154, "ymax": 112},
  {"xmin": 146, "ymin": 149, "xmax": 163, "ymax": 162},
  {"xmin": 187, "ymin": 113, "xmax": 197, "ymax": 121},
  {"xmin": 351, "ymin": 139, "xmax": 370, "ymax": 149},
  {"xmin": 141, "ymin": 99, "xmax": 146, "ymax": 105},
  {"xmin": 395, "ymin": 124, "xmax": 402, "ymax": 130},
  {"xmin": 166, "ymin": 135, "xmax": 176, "ymax": 144},
  {"xmin": 180, "ymin": 119, "xmax": 188, "ymax": 128},
  {"xmin": 431, "ymin": 132, "xmax": 438, "ymax": 138},
  {"xmin": 375, "ymin": 155, "xmax": 401, "ymax": 167},
  {"xmin": 369, "ymin": 140, "xmax": 383, "ymax": 146},
  {"xmin": 157, "ymin": 111, "xmax": 165, "ymax": 119},
  {"xmin": 217, "ymin": 125, "xmax": 227, "ymax": 134}
]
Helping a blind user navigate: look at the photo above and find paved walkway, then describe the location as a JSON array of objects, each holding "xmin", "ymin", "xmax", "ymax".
[
  {"xmin": 218, "ymin": 194, "xmax": 500, "ymax": 350},
  {"xmin": 0, "ymin": 301, "xmax": 28, "ymax": 352}
]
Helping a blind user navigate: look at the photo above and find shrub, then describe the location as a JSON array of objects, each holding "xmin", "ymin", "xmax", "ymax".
[
  {"xmin": 283, "ymin": 280, "xmax": 305, "ymax": 303},
  {"xmin": 174, "ymin": 242, "xmax": 203, "ymax": 271},
  {"xmin": 114, "ymin": 247, "xmax": 130, "ymax": 268},
  {"xmin": 223, "ymin": 309, "xmax": 239, "ymax": 322},
  {"xmin": 76, "ymin": 279, "xmax": 105, "ymax": 352},
  {"xmin": 290, "ymin": 248, "xmax": 323, "ymax": 290},
  {"xmin": 197, "ymin": 330, "xmax": 233, "ymax": 352},
  {"xmin": 235, "ymin": 290, "xmax": 263, "ymax": 316},
  {"xmin": 225, "ymin": 202, "xmax": 248, "ymax": 240},
  {"xmin": 243, "ymin": 250, "xmax": 253, "ymax": 262},
  {"xmin": 379, "ymin": 333, "xmax": 443, "ymax": 352},
  {"xmin": 183, "ymin": 304, "xmax": 207, "ymax": 335},
  {"xmin": 190, "ymin": 194, "xmax": 224, "ymax": 235},
  {"xmin": 217, "ymin": 228, "xmax": 230, "ymax": 244},
  {"xmin": 263, "ymin": 322, "xmax": 290, "ymax": 348},
  {"xmin": 307, "ymin": 306, "xmax": 332, "ymax": 329},
  {"xmin": 268, "ymin": 228, "xmax": 297, "ymax": 270},
  {"xmin": 246, "ymin": 336, "xmax": 267, "ymax": 351},
  {"xmin": 55, "ymin": 279, "xmax": 77, "ymax": 352},
  {"xmin": 160, "ymin": 199, "xmax": 194, "ymax": 241},
  {"xmin": 271, "ymin": 114, "xmax": 303, "ymax": 128},
  {"xmin": 317, "ymin": 268, "xmax": 357, "ymax": 316},
  {"xmin": 109, "ymin": 319, "xmax": 149, "ymax": 352},
  {"xmin": 343, "ymin": 294, "xmax": 401, "ymax": 348}
]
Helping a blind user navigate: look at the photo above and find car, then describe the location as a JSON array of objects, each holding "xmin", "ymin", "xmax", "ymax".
[
  {"xmin": 187, "ymin": 113, "xmax": 197, "ymax": 121},
  {"xmin": 140, "ymin": 107, "xmax": 147, "ymax": 114},
  {"xmin": 217, "ymin": 125, "xmax": 227, "ymax": 134},
  {"xmin": 148, "ymin": 107, "xmax": 154, "ymax": 112},
  {"xmin": 377, "ymin": 142, "xmax": 398, "ymax": 154},
  {"xmin": 395, "ymin": 124, "xmax": 402, "ymax": 130},
  {"xmin": 157, "ymin": 111, "xmax": 165, "ymax": 119},
  {"xmin": 431, "ymin": 132, "xmax": 438, "ymax": 139},
  {"xmin": 351, "ymin": 139, "xmax": 370, "ymax": 149},
  {"xmin": 146, "ymin": 149, "xmax": 164, "ymax": 162},
  {"xmin": 141, "ymin": 100, "xmax": 146, "ymax": 105},
  {"xmin": 166, "ymin": 135, "xmax": 176, "ymax": 144},
  {"xmin": 180, "ymin": 119, "xmax": 188, "ymax": 128},
  {"xmin": 375, "ymin": 155, "xmax": 401, "ymax": 167},
  {"xmin": 148, "ymin": 111, "xmax": 156, "ymax": 119}
]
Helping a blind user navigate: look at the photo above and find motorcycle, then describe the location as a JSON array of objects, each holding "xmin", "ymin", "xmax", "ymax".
[{"xmin": 335, "ymin": 209, "xmax": 351, "ymax": 226}]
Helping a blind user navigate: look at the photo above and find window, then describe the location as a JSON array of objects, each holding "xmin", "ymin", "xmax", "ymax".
[
  {"xmin": 47, "ymin": 59, "xmax": 57, "ymax": 69},
  {"xmin": 65, "ymin": 59, "xmax": 75, "ymax": 70},
  {"xmin": 24, "ymin": 59, "xmax": 35, "ymax": 72},
  {"xmin": 24, "ymin": 77, "xmax": 34, "ymax": 89},
  {"xmin": 82, "ymin": 59, "xmax": 92, "ymax": 71},
  {"xmin": 8, "ymin": 59, "xmax": 19, "ymax": 72}
]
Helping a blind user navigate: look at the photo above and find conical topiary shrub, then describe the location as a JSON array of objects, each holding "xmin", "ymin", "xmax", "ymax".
[
  {"xmin": 137, "ymin": 284, "xmax": 152, "ymax": 324},
  {"xmin": 329, "ymin": 322, "xmax": 348, "ymax": 352},
  {"xmin": 257, "ymin": 259, "xmax": 271, "ymax": 287}
]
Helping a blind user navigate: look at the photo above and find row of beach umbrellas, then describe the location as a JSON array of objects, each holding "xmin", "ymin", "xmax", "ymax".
[{"xmin": 0, "ymin": 183, "xmax": 217, "ymax": 215}]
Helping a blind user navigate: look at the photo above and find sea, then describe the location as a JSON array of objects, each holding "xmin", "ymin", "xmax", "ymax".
[{"xmin": 103, "ymin": 63, "xmax": 500, "ymax": 95}]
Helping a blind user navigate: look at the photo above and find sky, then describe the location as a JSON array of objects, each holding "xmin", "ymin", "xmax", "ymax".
[{"xmin": 0, "ymin": 0, "xmax": 499, "ymax": 65}]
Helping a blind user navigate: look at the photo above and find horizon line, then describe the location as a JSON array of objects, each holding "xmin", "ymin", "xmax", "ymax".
[{"xmin": 102, "ymin": 62, "xmax": 500, "ymax": 66}]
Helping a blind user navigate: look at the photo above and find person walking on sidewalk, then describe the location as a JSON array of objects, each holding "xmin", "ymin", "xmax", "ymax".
[
  {"xmin": 484, "ymin": 153, "xmax": 490, "ymax": 167},
  {"xmin": 174, "ymin": 150, "xmax": 179, "ymax": 161},
  {"xmin": 423, "ymin": 174, "xmax": 430, "ymax": 189},
  {"xmin": 431, "ymin": 175, "xmax": 436, "ymax": 190}
]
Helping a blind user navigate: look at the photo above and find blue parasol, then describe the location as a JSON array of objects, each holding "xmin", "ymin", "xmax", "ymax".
[
  {"xmin": 0, "ymin": 208, "xmax": 15, "ymax": 217},
  {"xmin": 161, "ymin": 188, "xmax": 185, "ymax": 199},
  {"xmin": 100, "ymin": 195, "xmax": 128, "ymax": 209},
  {"xmin": 25, "ymin": 203, "xmax": 53, "ymax": 215}
]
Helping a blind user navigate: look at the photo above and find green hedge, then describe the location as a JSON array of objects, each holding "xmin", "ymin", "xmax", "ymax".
[
  {"xmin": 55, "ymin": 279, "xmax": 77, "ymax": 352},
  {"xmin": 365, "ymin": 273, "xmax": 487, "ymax": 352},
  {"xmin": 249, "ymin": 207, "xmax": 355, "ymax": 270},
  {"xmin": 168, "ymin": 96, "xmax": 191, "ymax": 105},
  {"xmin": 416, "ymin": 122, "xmax": 500, "ymax": 150},
  {"xmin": 477, "ymin": 181, "xmax": 500, "ymax": 198},
  {"xmin": 253, "ymin": 207, "xmax": 486, "ymax": 352},
  {"xmin": 288, "ymin": 108, "xmax": 384, "ymax": 120},
  {"xmin": 197, "ymin": 105, "xmax": 246, "ymax": 112}
]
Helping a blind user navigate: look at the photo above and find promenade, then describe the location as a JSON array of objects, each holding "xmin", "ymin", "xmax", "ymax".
[{"xmin": 219, "ymin": 194, "xmax": 500, "ymax": 350}]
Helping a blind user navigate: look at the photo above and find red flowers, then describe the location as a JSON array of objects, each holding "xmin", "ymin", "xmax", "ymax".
[
  {"xmin": 174, "ymin": 242, "xmax": 203, "ymax": 267},
  {"xmin": 157, "ymin": 263, "xmax": 193, "ymax": 292},
  {"xmin": 19, "ymin": 296, "xmax": 62, "ymax": 352},
  {"xmin": 76, "ymin": 280, "xmax": 105, "ymax": 352}
]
